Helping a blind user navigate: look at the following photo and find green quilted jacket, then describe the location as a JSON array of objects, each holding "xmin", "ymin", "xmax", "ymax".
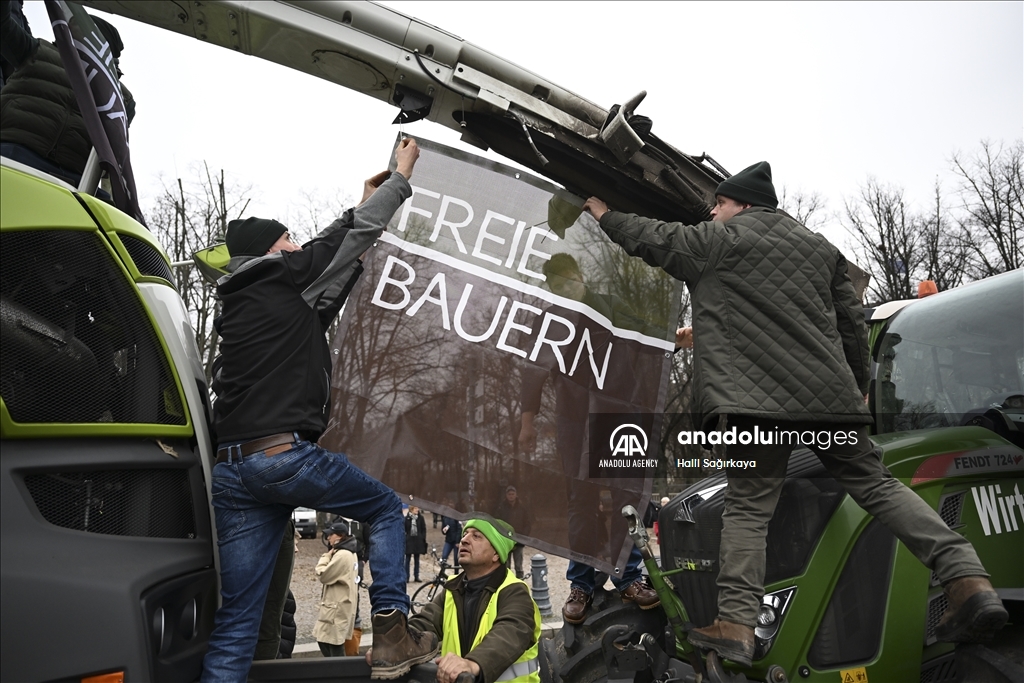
[{"xmin": 600, "ymin": 206, "xmax": 871, "ymax": 427}]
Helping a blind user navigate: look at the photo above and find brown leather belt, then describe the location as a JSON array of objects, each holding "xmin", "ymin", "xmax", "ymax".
[{"xmin": 216, "ymin": 432, "xmax": 298, "ymax": 465}]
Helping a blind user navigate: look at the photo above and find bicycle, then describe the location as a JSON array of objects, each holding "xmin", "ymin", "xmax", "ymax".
[{"xmin": 410, "ymin": 545, "xmax": 456, "ymax": 612}]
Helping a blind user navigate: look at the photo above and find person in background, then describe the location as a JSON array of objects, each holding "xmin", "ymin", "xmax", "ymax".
[
  {"xmin": 494, "ymin": 486, "xmax": 533, "ymax": 579},
  {"xmin": 440, "ymin": 503, "xmax": 462, "ymax": 570},
  {"xmin": 405, "ymin": 506, "xmax": 427, "ymax": 583},
  {"xmin": 315, "ymin": 521, "xmax": 359, "ymax": 658}
]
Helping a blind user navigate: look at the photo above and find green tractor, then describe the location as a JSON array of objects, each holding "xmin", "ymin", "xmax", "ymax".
[
  {"xmin": 542, "ymin": 270, "xmax": 1024, "ymax": 683},
  {"xmin": 1, "ymin": 158, "xmax": 220, "ymax": 682}
]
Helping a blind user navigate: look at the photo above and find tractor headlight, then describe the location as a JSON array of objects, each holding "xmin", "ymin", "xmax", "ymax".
[{"xmin": 754, "ymin": 587, "xmax": 796, "ymax": 659}]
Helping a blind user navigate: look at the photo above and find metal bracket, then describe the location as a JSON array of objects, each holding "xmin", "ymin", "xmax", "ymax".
[{"xmin": 599, "ymin": 91, "xmax": 647, "ymax": 164}]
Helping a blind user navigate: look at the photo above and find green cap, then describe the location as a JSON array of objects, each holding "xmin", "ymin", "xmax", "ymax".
[{"xmin": 464, "ymin": 515, "xmax": 516, "ymax": 563}]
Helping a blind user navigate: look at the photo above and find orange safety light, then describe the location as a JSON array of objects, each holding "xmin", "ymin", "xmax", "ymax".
[
  {"xmin": 81, "ymin": 672, "xmax": 124, "ymax": 683},
  {"xmin": 918, "ymin": 280, "xmax": 938, "ymax": 298}
]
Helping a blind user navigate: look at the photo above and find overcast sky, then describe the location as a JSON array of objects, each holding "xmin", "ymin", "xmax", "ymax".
[{"xmin": 21, "ymin": 1, "xmax": 1024, "ymax": 248}]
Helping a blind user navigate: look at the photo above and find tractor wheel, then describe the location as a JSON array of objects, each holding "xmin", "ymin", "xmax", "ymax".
[
  {"xmin": 953, "ymin": 602, "xmax": 1024, "ymax": 683},
  {"xmin": 539, "ymin": 589, "xmax": 667, "ymax": 683}
]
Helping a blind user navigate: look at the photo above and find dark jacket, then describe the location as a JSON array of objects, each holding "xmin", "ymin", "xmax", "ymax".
[
  {"xmin": 405, "ymin": 512, "xmax": 427, "ymax": 555},
  {"xmin": 278, "ymin": 589, "xmax": 297, "ymax": 659},
  {"xmin": 442, "ymin": 516, "xmax": 462, "ymax": 544},
  {"xmin": 600, "ymin": 207, "xmax": 871, "ymax": 427},
  {"xmin": 211, "ymin": 173, "xmax": 411, "ymax": 443},
  {"xmin": 494, "ymin": 499, "xmax": 533, "ymax": 538},
  {"xmin": 0, "ymin": 39, "xmax": 135, "ymax": 175},
  {"xmin": 408, "ymin": 566, "xmax": 537, "ymax": 683}
]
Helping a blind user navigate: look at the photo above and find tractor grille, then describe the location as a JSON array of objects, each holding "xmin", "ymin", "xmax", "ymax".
[
  {"xmin": 0, "ymin": 230, "xmax": 185, "ymax": 425},
  {"xmin": 938, "ymin": 491, "xmax": 966, "ymax": 529},
  {"xmin": 120, "ymin": 234, "xmax": 176, "ymax": 287},
  {"xmin": 931, "ymin": 492, "xmax": 967, "ymax": 586},
  {"xmin": 25, "ymin": 469, "xmax": 196, "ymax": 538},
  {"xmin": 925, "ymin": 592, "xmax": 949, "ymax": 646}
]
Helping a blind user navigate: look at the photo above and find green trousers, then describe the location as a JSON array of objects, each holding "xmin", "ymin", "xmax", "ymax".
[{"xmin": 717, "ymin": 418, "xmax": 987, "ymax": 627}]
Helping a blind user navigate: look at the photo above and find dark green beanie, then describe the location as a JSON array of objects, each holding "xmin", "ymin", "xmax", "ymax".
[
  {"xmin": 715, "ymin": 161, "xmax": 778, "ymax": 209},
  {"xmin": 225, "ymin": 217, "xmax": 287, "ymax": 257}
]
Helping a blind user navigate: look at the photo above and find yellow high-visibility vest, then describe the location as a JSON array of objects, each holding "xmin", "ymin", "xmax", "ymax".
[{"xmin": 441, "ymin": 571, "xmax": 541, "ymax": 683}]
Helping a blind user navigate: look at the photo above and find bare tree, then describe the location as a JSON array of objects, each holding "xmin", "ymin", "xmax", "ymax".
[
  {"xmin": 919, "ymin": 180, "xmax": 969, "ymax": 292},
  {"xmin": 148, "ymin": 163, "xmax": 252, "ymax": 386},
  {"xmin": 843, "ymin": 179, "xmax": 921, "ymax": 303},
  {"xmin": 951, "ymin": 140, "xmax": 1024, "ymax": 278},
  {"xmin": 286, "ymin": 187, "xmax": 354, "ymax": 242},
  {"xmin": 779, "ymin": 186, "xmax": 830, "ymax": 231},
  {"xmin": 284, "ymin": 187, "xmax": 356, "ymax": 345}
]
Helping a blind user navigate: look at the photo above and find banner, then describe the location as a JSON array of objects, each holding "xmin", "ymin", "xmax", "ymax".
[
  {"xmin": 44, "ymin": 1, "xmax": 145, "ymax": 225},
  {"xmin": 321, "ymin": 138, "xmax": 682, "ymax": 575}
]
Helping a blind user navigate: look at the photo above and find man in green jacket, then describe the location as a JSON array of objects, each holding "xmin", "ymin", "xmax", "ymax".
[
  {"xmin": 582, "ymin": 162, "xmax": 1006, "ymax": 667},
  {"xmin": 404, "ymin": 516, "xmax": 541, "ymax": 683}
]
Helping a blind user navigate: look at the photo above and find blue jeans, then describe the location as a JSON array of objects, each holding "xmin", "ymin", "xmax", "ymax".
[
  {"xmin": 200, "ymin": 439, "xmax": 408, "ymax": 683},
  {"xmin": 567, "ymin": 544, "xmax": 644, "ymax": 594},
  {"xmin": 406, "ymin": 553, "xmax": 420, "ymax": 581},
  {"xmin": 441, "ymin": 541, "xmax": 460, "ymax": 567}
]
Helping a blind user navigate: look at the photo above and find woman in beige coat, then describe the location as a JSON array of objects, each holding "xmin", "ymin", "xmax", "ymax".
[{"xmin": 314, "ymin": 521, "xmax": 358, "ymax": 657}]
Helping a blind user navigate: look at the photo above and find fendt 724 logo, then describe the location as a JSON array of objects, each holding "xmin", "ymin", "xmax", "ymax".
[
  {"xmin": 609, "ymin": 423, "xmax": 648, "ymax": 458},
  {"xmin": 971, "ymin": 483, "xmax": 1024, "ymax": 536}
]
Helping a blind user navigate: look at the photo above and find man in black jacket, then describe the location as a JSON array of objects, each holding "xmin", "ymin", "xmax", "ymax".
[
  {"xmin": 583, "ymin": 162, "xmax": 1006, "ymax": 666},
  {"xmin": 202, "ymin": 138, "xmax": 437, "ymax": 683}
]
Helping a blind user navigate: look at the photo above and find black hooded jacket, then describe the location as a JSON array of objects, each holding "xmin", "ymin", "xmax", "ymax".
[{"xmin": 211, "ymin": 173, "xmax": 411, "ymax": 443}]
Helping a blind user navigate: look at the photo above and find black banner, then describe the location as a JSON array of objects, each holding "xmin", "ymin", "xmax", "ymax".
[{"xmin": 322, "ymin": 138, "xmax": 681, "ymax": 575}]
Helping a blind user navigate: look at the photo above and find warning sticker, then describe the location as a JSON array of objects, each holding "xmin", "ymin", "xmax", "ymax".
[{"xmin": 840, "ymin": 667, "xmax": 868, "ymax": 683}]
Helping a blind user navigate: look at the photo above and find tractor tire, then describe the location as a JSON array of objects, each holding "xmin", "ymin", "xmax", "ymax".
[
  {"xmin": 539, "ymin": 588, "xmax": 667, "ymax": 683},
  {"xmin": 953, "ymin": 602, "xmax": 1024, "ymax": 683}
]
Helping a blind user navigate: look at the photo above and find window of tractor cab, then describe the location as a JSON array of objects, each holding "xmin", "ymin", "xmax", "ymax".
[{"xmin": 873, "ymin": 271, "xmax": 1024, "ymax": 435}]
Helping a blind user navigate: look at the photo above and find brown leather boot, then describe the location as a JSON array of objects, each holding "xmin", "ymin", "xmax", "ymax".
[
  {"xmin": 934, "ymin": 576, "xmax": 1008, "ymax": 642},
  {"xmin": 562, "ymin": 586, "xmax": 593, "ymax": 624},
  {"xmin": 619, "ymin": 578, "xmax": 661, "ymax": 610},
  {"xmin": 688, "ymin": 619, "xmax": 755, "ymax": 667},
  {"xmin": 369, "ymin": 610, "xmax": 439, "ymax": 680}
]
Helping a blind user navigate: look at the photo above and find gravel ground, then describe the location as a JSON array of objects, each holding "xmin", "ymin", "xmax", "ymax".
[{"xmin": 290, "ymin": 521, "xmax": 660, "ymax": 649}]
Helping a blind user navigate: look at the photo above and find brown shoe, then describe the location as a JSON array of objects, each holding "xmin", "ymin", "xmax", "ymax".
[
  {"xmin": 619, "ymin": 577, "xmax": 660, "ymax": 610},
  {"xmin": 688, "ymin": 619, "xmax": 755, "ymax": 667},
  {"xmin": 562, "ymin": 586, "xmax": 593, "ymax": 624},
  {"xmin": 934, "ymin": 576, "xmax": 1008, "ymax": 643},
  {"xmin": 369, "ymin": 610, "xmax": 439, "ymax": 680}
]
